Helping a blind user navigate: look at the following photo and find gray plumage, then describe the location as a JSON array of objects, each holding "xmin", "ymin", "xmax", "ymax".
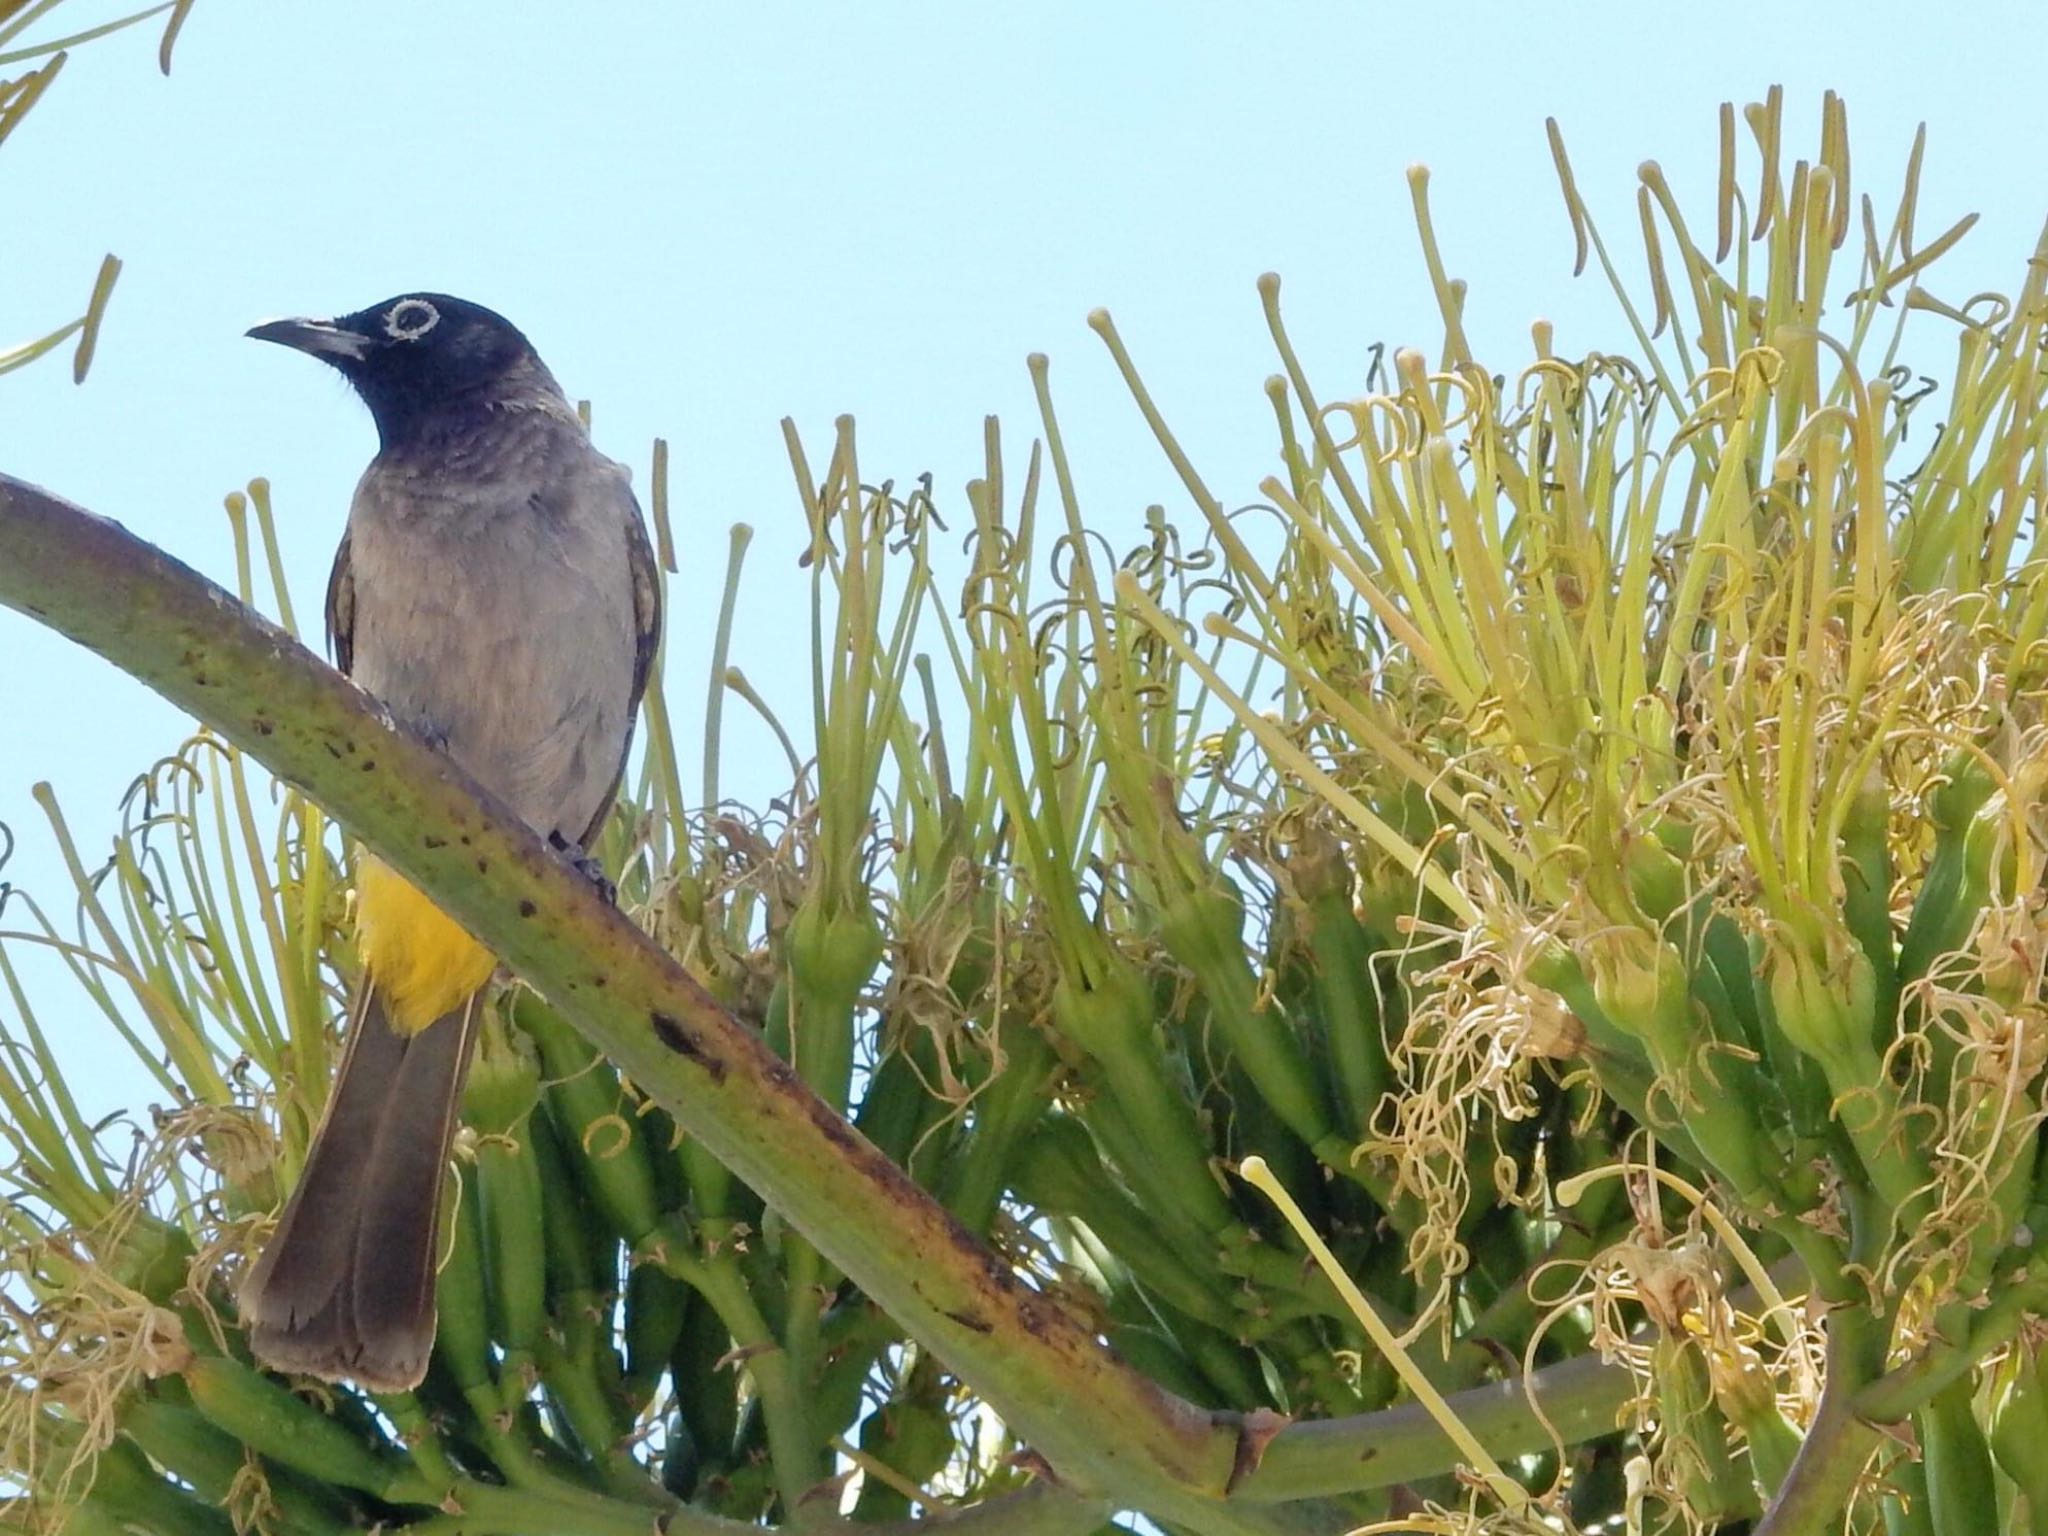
[
  {"xmin": 239, "ymin": 294, "xmax": 660, "ymax": 1389},
  {"xmin": 336, "ymin": 383, "xmax": 653, "ymax": 844}
]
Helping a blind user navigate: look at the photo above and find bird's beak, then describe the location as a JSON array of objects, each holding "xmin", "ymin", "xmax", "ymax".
[{"xmin": 246, "ymin": 316, "xmax": 375, "ymax": 361}]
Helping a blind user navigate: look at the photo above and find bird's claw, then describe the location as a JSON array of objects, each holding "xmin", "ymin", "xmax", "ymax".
[{"xmin": 548, "ymin": 831, "xmax": 617, "ymax": 906}]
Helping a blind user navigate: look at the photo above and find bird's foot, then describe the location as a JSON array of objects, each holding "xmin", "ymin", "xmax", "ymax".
[{"xmin": 548, "ymin": 831, "xmax": 617, "ymax": 906}]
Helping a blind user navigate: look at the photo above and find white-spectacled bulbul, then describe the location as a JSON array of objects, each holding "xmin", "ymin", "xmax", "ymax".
[{"xmin": 239, "ymin": 293, "xmax": 660, "ymax": 1390}]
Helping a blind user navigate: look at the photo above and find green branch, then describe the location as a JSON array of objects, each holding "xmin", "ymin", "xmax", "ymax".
[
  {"xmin": 1751, "ymin": 1307, "xmax": 1886, "ymax": 1536},
  {"xmin": 1236, "ymin": 1350, "xmax": 1632, "ymax": 1501}
]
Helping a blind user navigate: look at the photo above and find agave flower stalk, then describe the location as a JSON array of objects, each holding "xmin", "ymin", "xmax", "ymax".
[{"xmin": 15, "ymin": 82, "xmax": 2048, "ymax": 1535}]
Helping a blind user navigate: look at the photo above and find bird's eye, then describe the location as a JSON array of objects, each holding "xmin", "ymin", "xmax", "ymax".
[{"xmin": 383, "ymin": 298, "xmax": 440, "ymax": 342}]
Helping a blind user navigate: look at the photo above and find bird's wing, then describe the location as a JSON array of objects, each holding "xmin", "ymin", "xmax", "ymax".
[
  {"xmin": 578, "ymin": 477, "xmax": 663, "ymax": 847},
  {"xmin": 326, "ymin": 525, "xmax": 356, "ymax": 676},
  {"xmin": 624, "ymin": 484, "xmax": 662, "ymax": 727}
]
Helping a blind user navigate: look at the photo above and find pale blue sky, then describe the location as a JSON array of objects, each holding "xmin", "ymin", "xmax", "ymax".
[{"xmin": 6, "ymin": 0, "xmax": 2047, "ymax": 1113}]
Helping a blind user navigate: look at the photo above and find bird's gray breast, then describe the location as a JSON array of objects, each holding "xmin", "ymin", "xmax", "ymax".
[{"xmin": 342, "ymin": 416, "xmax": 639, "ymax": 843}]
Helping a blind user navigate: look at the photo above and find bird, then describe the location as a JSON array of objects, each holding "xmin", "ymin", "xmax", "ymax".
[{"xmin": 239, "ymin": 293, "xmax": 661, "ymax": 1390}]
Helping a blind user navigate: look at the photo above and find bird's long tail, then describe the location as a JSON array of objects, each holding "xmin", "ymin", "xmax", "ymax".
[{"xmin": 240, "ymin": 985, "xmax": 481, "ymax": 1390}]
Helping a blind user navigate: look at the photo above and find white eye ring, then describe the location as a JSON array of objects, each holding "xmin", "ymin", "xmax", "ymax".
[{"xmin": 384, "ymin": 298, "xmax": 440, "ymax": 341}]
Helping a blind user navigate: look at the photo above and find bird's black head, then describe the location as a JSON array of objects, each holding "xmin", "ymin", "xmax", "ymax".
[{"xmin": 248, "ymin": 294, "xmax": 554, "ymax": 449}]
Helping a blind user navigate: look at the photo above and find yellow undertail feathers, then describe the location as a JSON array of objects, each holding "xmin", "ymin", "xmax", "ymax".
[{"xmin": 355, "ymin": 853, "xmax": 497, "ymax": 1034}]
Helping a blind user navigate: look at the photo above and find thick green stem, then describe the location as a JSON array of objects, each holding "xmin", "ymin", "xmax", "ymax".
[
  {"xmin": 1233, "ymin": 1350, "xmax": 1633, "ymax": 1500},
  {"xmin": 1753, "ymin": 1307, "xmax": 1886, "ymax": 1536}
]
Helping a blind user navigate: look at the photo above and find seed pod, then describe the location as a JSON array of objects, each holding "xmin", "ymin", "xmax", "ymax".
[
  {"xmin": 1105, "ymin": 1322, "xmax": 1229, "ymax": 1409},
  {"xmin": 669, "ymin": 1276, "xmax": 740, "ymax": 1477},
  {"xmin": 1650, "ymin": 1334, "xmax": 1746, "ymax": 1520},
  {"xmin": 428, "ymin": 1159, "xmax": 496, "ymax": 1402},
  {"xmin": 1989, "ymin": 1342, "xmax": 2048, "ymax": 1532},
  {"xmin": 852, "ymin": 1377, "xmax": 954, "ymax": 1521},
  {"xmin": 784, "ymin": 894, "xmax": 884, "ymax": 1113},
  {"xmin": 182, "ymin": 1355, "xmax": 411, "ymax": 1501},
  {"xmin": 122, "ymin": 1398, "xmax": 351, "ymax": 1535},
  {"xmin": 1897, "ymin": 756, "xmax": 1998, "ymax": 986},
  {"xmin": 1921, "ymin": 1376, "xmax": 1998, "ymax": 1536},
  {"xmin": 623, "ymin": 1260, "xmax": 691, "ymax": 1409},
  {"xmin": 58, "ymin": 1500, "xmax": 136, "ymax": 1536},
  {"xmin": 1624, "ymin": 831, "xmax": 1688, "ymax": 923},
  {"xmin": 1586, "ymin": 927, "xmax": 1771, "ymax": 1204},
  {"xmin": 101, "ymin": 1212, "xmax": 197, "ymax": 1305},
  {"xmin": 660, "ymin": 1412, "xmax": 701, "ymax": 1501},
  {"xmin": 1740, "ymin": 923, "xmax": 1830, "ymax": 1142},
  {"xmin": 1883, "ymin": 1454, "xmax": 1935, "ymax": 1536},
  {"xmin": 1156, "ymin": 874, "xmax": 1330, "ymax": 1154},
  {"xmin": 937, "ymin": 1020, "xmax": 1056, "ymax": 1234},
  {"xmin": 1300, "ymin": 885, "xmax": 1390, "ymax": 1141},
  {"xmin": 1706, "ymin": 1341, "xmax": 1801, "ymax": 1502},
  {"xmin": 1764, "ymin": 924, "xmax": 1927, "ymax": 1212},
  {"xmin": 1052, "ymin": 966, "xmax": 1234, "ymax": 1234},
  {"xmin": 66, "ymin": 1432, "xmax": 234, "ymax": 1536},
  {"xmin": 1841, "ymin": 765, "xmax": 1901, "ymax": 1033},
  {"xmin": 1013, "ymin": 1116, "xmax": 1236, "ymax": 1328},
  {"xmin": 465, "ymin": 1008, "xmax": 547, "ymax": 1374},
  {"xmin": 529, "ymin": 1105, "xmax": 632, "ymax": 1459},
  {"xmin": 516, "ymin": 995, "xmax": 663, "ymax": 1246}
]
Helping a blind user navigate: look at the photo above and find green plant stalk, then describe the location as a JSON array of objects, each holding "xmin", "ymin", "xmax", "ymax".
[
  {"xmin": 1851, "ymin": 1253, "xmax": 2048, "ymax": 1425},
  {"xmin": 0, "ymin": 946, "xmax": 119, "ymax": 1222},
  {"xmin": 531, "ymin": 1323, "xmax": 641, "ymax": 1498},
  {"xmin": 31, "ymin": 782, "xmax": 228, "ymax": 1104},
  {"xmin": 375, "ymin": 1392, "xmax": 463, "ymax": 1495},
  {"xmin": 1751, "ymin": 1297, "xmax": 1888, "ymax": 1536},
  {"xmin": 776, "ymin": 893, "xmax": 877, "ymax": 1491}
]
